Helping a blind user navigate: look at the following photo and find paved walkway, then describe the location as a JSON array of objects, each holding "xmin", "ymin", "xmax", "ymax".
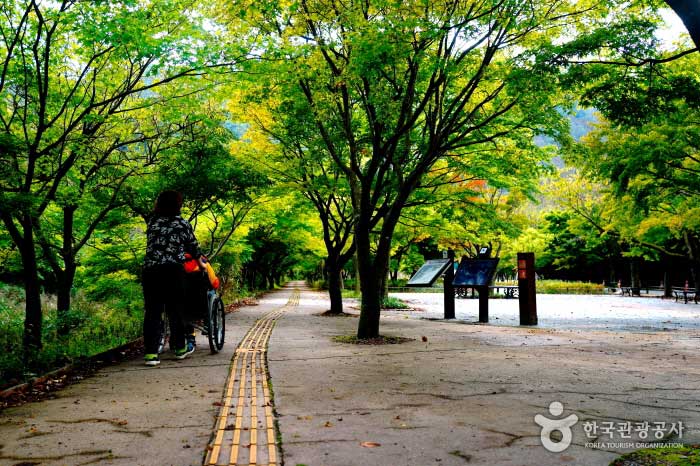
[
  {"xmin": 1, "ymin": 283, "xmax": 699, "ymax": 466},
  {"xmin": 271, "ymin": 288, "xmax": 700, "ymax": 466},
  {"xmin": 391, "ymin": 292, "xmax": 700, "ymax": 331},
  {"xmin": 0, "ymin": 285, "xmax": 297, "ymax": 466}
]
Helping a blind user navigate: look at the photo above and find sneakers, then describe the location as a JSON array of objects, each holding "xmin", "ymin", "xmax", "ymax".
[
  {"xmin": 144, "ymin": 354, "xmax": 160, "ymax": 366},
  {"xmin": 186, "ymin": 334, "xmax": 197, "ymax": 348},
  {"xmin": 175, "ymin": 342, "xmax": 195, "ymax": 360}
]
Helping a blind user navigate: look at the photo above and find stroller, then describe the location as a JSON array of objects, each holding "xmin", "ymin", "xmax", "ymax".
[{"xmin": 157, "ymin": 256, "xmax": 226, "ymax": 354}]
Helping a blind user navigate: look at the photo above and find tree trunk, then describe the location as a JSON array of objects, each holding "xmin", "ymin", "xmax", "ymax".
[
  {"xmin": 379, "ymin": 270, "xmax": 388, "ymax": 301},
  {"xmin": 19, "ymin": 222, "xmax": 43, "ymax": 352},
  {"xmin": 683, "ymin": 231, "xmax": 700, "ymax": 293},
  {"xmin": 390, "ymin": 250, "xmax": 402, "ymax": 281},
  {"xmin": 56, "ymin": 264, "xmax": 76, "ymax": 335},
  {"xmin": 56, "ymin": 205, "xmax": 77, "ymax": 334},
  {"xmin": 0, "ymin": 213, "xmax": 44, "ymax": 352},
  {"xmin": 665, "ymin": 0, "xmax": 700, "ymax": 50},
  {"xmin": 353, "ymin": 174, "xmax": 414, "ymax": 338},
  {"xmin": 247, "ymin": 270, "xmax": 255, "ymax": 291},
  {"xmin": 663, "ymin": 270, "xmax": 673, "ymax": 298},
  {"xmin": 355, "ymin": 212, "xmax": 382, "ymax": 338},
  {"xmin": 325, "ymin": 258, "xmax": 344, "ymax": 314},
  {"xmin": 357, "ymin": 265, "xmax": 382, "ymax": 339},
  {"xmin": 353, "ymin": 252, "xmax": 361, "ymax": 293},
  {"xmin": 630, "ymin": 259, "xmax": 641, "ymax": 296},
  {"xmin": 355, "ymin": 216, "xmax": 393, "ymax": 339}
]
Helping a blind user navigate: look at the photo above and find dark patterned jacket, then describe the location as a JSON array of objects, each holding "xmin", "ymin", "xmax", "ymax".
[{"xmin": 144, "ymin": 215, "xmax": 201, "ymax": 269}]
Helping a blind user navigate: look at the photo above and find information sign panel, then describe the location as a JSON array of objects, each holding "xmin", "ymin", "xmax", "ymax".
[
  {"xmin": 406, "ymin": 259, "xmax": 452, "ymax": 287},
  {"xmin": 452, "ymin": 258, "xmax": 500, "ymax": 287}
]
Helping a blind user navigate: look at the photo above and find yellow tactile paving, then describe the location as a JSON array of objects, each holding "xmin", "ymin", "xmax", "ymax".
[{"xmin": 205, "ymin": 288, "xmax": 299, "ymax": 466}]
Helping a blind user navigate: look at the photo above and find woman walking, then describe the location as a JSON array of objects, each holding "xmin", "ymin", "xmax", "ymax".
[{"xmin": 142, "ymin": 190, "xmax": 203, "ymax": 366}]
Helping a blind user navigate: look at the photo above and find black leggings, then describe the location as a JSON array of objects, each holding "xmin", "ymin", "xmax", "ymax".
[{"xmin": 142, "ymin": 264, "xmax": 186, "ymax": 354}]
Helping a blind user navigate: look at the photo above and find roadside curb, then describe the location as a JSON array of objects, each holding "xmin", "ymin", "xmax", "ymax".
[{"xmin": 0, "ymin": 337, "xmax": 143, "ymax": 409}]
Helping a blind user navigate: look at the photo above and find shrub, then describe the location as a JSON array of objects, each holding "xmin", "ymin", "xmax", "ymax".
[
  {"xmin": 533, "ymin": 280, "xmax": 605, "ymax": 294},
  {"xmin": 381, "ymin": 296, "xmax": 410, "ymax": 309},
  {"xmin": 0, "ymin": 284, "xmax": 143, "ymax": 388}
]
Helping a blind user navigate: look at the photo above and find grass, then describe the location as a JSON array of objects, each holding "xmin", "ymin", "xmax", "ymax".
[
  {"xmin": 332, "ymin": 335, "xmax": 414, "ymax": 345},
  {"xmin": 381, "ymin": 296, "xmax": 411, "ymax": 309},
  {"xmin": 610, "ymin": 445, "xmax": 700, "ymax": 465},
  {"xmin": 0, "ymin": 274, "xmax": 268, "ymax": 389},
  {"xmin": 339, "ymin": 291, "xmax": 412, "ymax": 310},
  {"xmin": 0, "ymin": 283, "xmax": 143, "ymax": 388},
  {"xmin": 535, "ymin": 280, "xmax": 605, "ymax": 294},
  {"xmin": 341, "ymin": 289, "xmax": 361, "ymax": 299}
]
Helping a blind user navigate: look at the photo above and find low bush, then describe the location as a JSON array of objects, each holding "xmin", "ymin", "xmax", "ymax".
[
  {"xmin": 533, "ymin": 280, "xmax": 605, "ymax": 294},
  {"xmin": 341, "ymin": 289, "xmax": 361, "ymax": 299},
  {"xmin": 381, "ymin": 296, "xmax": 410, "ymax": 309},
  {"xmin": 0, "ymin": 284, "xmax": 143, "ymax": 388}
]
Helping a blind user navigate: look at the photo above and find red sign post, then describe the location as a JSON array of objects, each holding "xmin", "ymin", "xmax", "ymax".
[{"xmin": 517, "ymin": 252, "xmax": 538, "ymax": 325}]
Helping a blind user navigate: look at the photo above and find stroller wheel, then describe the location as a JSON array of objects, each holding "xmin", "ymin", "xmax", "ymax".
[{"xmin": 206, "ymin": 291, "xmax": 225, "ymax": 353}]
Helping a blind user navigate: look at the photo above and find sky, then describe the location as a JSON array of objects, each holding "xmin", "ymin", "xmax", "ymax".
[{"xmin": 657, "ymin": 8, "xmax": 691, "ymax": 49}]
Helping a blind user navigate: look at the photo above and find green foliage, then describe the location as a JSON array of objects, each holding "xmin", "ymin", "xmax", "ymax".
[
  {"xmin": 0, "ymin": 284, "xmax": 142, "ymax": 387},
  {"xmin": 539, "ymin": 211, "xmax": 619, "ymax": 272},
  {"xmin": 609, "ymin": 445, "xmax": 700, "ymax": 466},
  {"xmin": 340, "ymin": 288, "xmax": 361, "ymax": 299},
  {"xmin": 1, "ymin": 0, "xmax": 693, "ymax": 361},
  {"xmin": 566, "ymin": 51, "xmax": 700, "ymax": 270},
  {"xmin": 381, "ymin": 296, "xmax": 410, "ymax": 310},
  {"xmin": 0, "ymin": 286, "xmax": 23, "ymax": 384},
  {"xmin": 83, "ymin": 273, "xmax": 143, "ymax": 315},
  {"xmin": 239, "ymin": 199, "xmax": 324, "ymax": 290},
  {"xmin": 535, "ymin": 280, "xmax": 605, "ymax": 295}
]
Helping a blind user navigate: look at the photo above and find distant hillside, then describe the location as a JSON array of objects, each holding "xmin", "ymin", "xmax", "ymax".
[
  {"xmin": 569, "ymin": 108, "xmax": 597, "ymax": 141},
  {"xmin": 535, "ymin": 107, "xmax": 598, "ymax": 168}
]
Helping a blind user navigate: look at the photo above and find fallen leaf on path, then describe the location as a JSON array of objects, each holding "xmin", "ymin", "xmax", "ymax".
[
  {"xmin": 361, "ymin": 442, "xmax": 381, "ymax": 448},
  {"xmin": 324, "ymin": 421, "xmax": 333, "ymax": 427}
]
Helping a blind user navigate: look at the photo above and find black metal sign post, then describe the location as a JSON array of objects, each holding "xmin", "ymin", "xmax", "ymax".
[
  {"xmin": 478, "ymin": 286, "xmax": 489, "ymax": 323},
  {"xmin": 443, "ymin": 250, "xmax": 455, "ymax": 319},
  {"xmin": 517, "ymin": 252, "xmax": 538, "ymax": 325},
  {"xmin": 453, "ymin": 257, "xmax": 499, "ymax": 324}
]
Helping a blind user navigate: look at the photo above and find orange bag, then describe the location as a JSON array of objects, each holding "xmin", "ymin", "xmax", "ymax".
[
  {"xmin": 184, "ymin": 254, "xmax": 219, "ymax": 289},
  {"xmin": 183, "ymin": 253, "xmax": 200, "ymax": 273},
  {"xmin": 204, "ymin": 262, "xmax": 220, "ymax": 290}
]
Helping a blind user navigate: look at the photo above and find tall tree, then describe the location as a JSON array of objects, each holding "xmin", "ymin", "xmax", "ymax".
[
  {"xmin": 236, "ymin": 0, "xmax": 583, "ymax": 338},
  {"xmin": 232, "ymin": 94, "xmax": 356, "ymax": 314},
  {"xmin": 33, "ymin": 110, "xmax": 210, "ymax": 331},
  {"xmin": 0, "ymin": 0, "xmax": 241, "ymax": 350},
  {"xmin": 564, "ymin": 41, "xmax": 700, "ymax": 291}
]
